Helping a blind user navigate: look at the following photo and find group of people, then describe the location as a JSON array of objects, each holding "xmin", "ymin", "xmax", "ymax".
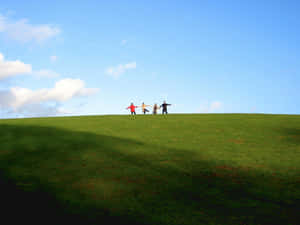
[{"xmin": 126, "ymin": 101, "xmax": 172, "ymax": 115}]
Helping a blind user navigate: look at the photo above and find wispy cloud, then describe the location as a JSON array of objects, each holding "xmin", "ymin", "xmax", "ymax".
[
  {"xmin": 106, "ymin": 62, "xmax": 136, "ymax": 78},
  {"xmin": 250, "ymin": 106, "xmax": 257, "ymax": 113},
  {"xmin": 198, "ymin": 101, "xmax": 223, "ymax": 113},
  {"xmin": 33, "ymin": 69, "xmax": 60, "ymax": 78},
  {"xmin": 210, "ymin": 101, "xmax": 222, "ymax": 111},
  {"xmin": 0, "ymin": 13, "xmax": 60, "ymax": 43},
  {"xmin": 50, "ymin": 55, "xmax": 57, "ymax": 62},
  {"xmin": 0, "ymin": 53, "xmax": 32, "ymax": 80},
  {"xmin": 121, "ymin": 39, "xmax": 127, "ymax": 45}
]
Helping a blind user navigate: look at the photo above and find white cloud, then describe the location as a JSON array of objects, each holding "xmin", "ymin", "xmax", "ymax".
[
  {"xmin": 0, "ymin": 14, "xmax": 60, "ymax": 43},
  {"xmin": 106, "ymin": 62, "xmax": 136, "ymax": 78},
  {"xmin": 198, "ymin": 101, "xmax": 223, "ymax": 113},
  {"xmin": 0, "ymin": 78, "xmax": 99, "ymax": 116},
  {"xmin": 0, "ymin": 53, "xmax": 60, "ymax": 80},
  {"xmin": 0, "ymin": 53, "xmax": 32, "ymax": 80},
  {"xmin": 121, "ymin": 40, "xmax": 127, "ymax": 45},
  {"xmin": 33, "ymin": 69, "xmax": 60, "ymax": 78},
  {"xmin": 50, "ymin": 55, "xmax": 57, "ymax": 62}
]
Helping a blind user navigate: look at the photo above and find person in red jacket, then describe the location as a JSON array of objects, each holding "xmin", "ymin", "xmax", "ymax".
[{"xmin": 126, "ymin": 103, "xmax": 139, "ymax": 115}]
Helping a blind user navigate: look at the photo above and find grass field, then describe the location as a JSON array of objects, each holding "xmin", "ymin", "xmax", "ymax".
[{"xmin": 0, "ymin": 114, "xmax": 299, "ymax": 225}]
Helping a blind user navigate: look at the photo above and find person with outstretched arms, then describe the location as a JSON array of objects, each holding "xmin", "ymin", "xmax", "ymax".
[
  {"xmin": 141, "ymin": 102, "xmax": 151, "ymax": 114},
  {"xmin": 160, "ymin": 101, "xmax": 171, "ymax": 114},
  {"xmin": 126, "ymin": 103, "xmax": 139, "ymax": 115}
]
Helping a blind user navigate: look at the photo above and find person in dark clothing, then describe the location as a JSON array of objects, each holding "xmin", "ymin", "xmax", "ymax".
[{"xmin": 160, "ymin": 101, "xmax": 171, "ymax": 114}]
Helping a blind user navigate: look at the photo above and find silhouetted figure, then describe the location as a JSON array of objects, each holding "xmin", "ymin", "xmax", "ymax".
[
  {"xmin": 126, "ymin": 103, "xmax": 138, "ymax": 115},
  {"xmin": 153, "ymin": 103, "xmax": 160, "ymax": 114},
  {"xmin": 141, "ymin": 102, "xmax": 151, "ymax": 114},
  {"xmin": 160, "ymin": 101, "xmax": 171, "ymax": 114}
]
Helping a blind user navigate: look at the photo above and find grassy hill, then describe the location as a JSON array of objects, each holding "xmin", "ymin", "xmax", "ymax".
[{"xmin": 0, "ymin": 114, "xmax": 299, "ymax": 225}]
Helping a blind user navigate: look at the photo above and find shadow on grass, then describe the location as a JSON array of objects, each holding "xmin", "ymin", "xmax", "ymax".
[
  {"xmin": 0, "ymin": 172, "xmax": 124, "ymax": 224},
  {"xmin": 0, "ymin": 124, "xmax": 299, "ymax": 225}
]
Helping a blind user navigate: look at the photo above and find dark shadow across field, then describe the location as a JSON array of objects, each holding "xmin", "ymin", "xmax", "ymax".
[{"xmin": 0, "ymin": 124, "xmax": 299, "ymax": 225}]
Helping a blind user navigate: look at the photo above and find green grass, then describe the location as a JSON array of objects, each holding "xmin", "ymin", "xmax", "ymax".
[{"xmin": 0, "ymin": 114, "xmax": 299, "ymax": 224}]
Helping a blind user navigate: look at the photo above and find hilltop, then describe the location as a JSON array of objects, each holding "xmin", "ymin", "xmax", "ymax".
[{"xmin": 0, "ymin": 114, "xmax": 299, "ymax": 225}]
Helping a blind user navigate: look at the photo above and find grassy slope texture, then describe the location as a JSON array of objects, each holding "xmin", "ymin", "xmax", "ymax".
[{"xmin": 0, "ymin": 114, "xmax": 299, "ymax": 225}]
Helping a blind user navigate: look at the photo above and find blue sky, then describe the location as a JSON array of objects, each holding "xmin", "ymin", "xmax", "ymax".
[{"xmin": 0, "ymin": 0, "xmax": 299, "ymax": 117}]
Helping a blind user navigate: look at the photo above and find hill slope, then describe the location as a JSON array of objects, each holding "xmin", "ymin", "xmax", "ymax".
[{"xmin": 0, "ymin": 114, "xmax": 299, "ymax": 224}]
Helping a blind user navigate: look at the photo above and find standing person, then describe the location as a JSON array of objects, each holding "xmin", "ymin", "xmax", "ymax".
[
  {"xmin": 152, "ymin": 103, "xmax": 160, "ymax": 114},
  {"xmin": 160, "ymin": 101, "xmax": 172, "ymax": 114},
  {"xmin": 141, "ymin": 102, "xmax": 151, "ymax": 114},
  {"xmin": 126, "ymin": 103, "xmax": 138, "ymax": 116}
]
